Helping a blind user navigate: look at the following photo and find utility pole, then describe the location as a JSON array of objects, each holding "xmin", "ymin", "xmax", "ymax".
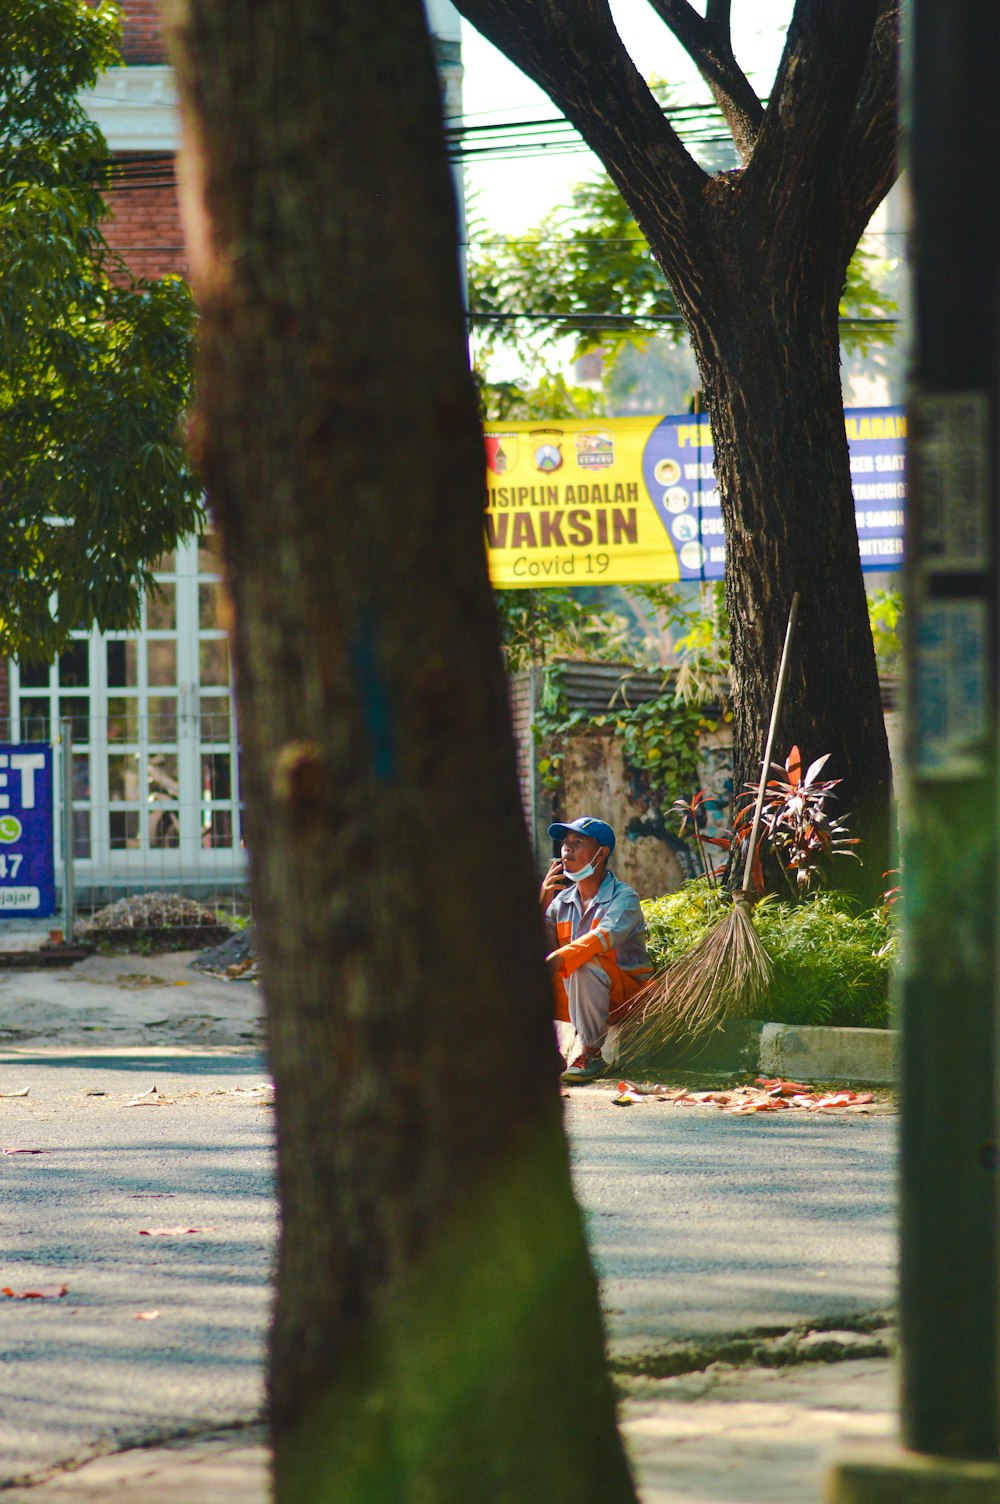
[{"xmin": 828, "ymin": 2, "xmax": 1000, "ymax": 1497}]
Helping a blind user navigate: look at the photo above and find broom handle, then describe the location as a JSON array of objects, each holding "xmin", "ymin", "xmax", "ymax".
[{"xmin": 740, "ymin": 592, "xmax": 800, "ymax": 895}]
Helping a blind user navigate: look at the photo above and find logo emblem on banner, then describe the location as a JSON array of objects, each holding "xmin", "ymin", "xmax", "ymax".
[
  {"xmin": 485, "ymin": 433, "xmax": 518, "ymax": 475},
  {"xmin": 531, "ymin": 428, "xmax": 563, "ymax": 473},
  {"xmin": 575, "ymin": 430, "xmax": 614, "ymax": 469}
]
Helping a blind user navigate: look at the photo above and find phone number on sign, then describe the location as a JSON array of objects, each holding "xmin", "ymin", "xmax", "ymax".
[{"xmin": 512, "ymin": 552, "xmax": 610, "ymax": 580}]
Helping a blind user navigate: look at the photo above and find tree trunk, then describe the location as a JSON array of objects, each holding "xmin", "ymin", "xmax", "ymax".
[
  {"xmin": 164, "ymin": 3, "xmax": 638, "ymax": 1501},
  {"xmin": 450, "ymin": 0, "xmax": 898, "ymax": 902},
  {"xmin": 691, "ymin": 277, "xmax": 892, "ymax": 893},
  {"xmin": 657, "ymin": 191, "xmax": 893, "ymax": 897}
]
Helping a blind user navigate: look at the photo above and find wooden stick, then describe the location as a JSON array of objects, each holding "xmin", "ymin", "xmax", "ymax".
[{"xmin": 740, "ymin": 592, "xmax": 801, "ymax": 895}]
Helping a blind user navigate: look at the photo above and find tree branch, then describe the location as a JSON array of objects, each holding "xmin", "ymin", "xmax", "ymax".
[
  {"xmin": 704, "ymin": 0, "xmax": 731, "ymax": 30},
  {"xmin": 740, "ymin": 0, "xmax": 885, "ymax": 253},
  {"xmin": 836, "ymin": 1, "xmax": 901, "ymax": 250},
  {"xmin": 452, "ymin": 0, "xmax": 707, "ymax": 276},
  {"xmin": 642, "ymin": 0, "xmax": 764, "ymax": 161}
]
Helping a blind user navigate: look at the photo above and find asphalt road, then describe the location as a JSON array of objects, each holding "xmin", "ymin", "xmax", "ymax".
[
  {"xmin": 564, "ymin": 1091, "xmax": 896, "ymax": 1354},
  {"xmin": 0, "ymin": 1049, "xmax": 274, "ymax": 1486},
  {"xmin": 0, "ymin": 1048, "xmax": 896, "ymax": 1484}
]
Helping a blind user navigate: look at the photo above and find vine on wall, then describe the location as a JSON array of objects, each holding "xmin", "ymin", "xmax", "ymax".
[{"xmin": 533, "ymin": 662, "xmax": 730, "ymax": 814}]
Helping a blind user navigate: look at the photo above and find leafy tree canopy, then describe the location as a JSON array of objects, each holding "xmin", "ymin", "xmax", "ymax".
[
  {"xmin": 0, "ymin": 0, "xmax": 200, "ymax": 660},
  {"xmin": 469, "ymin": 167, "xmax": 896, "ymax": 386}
]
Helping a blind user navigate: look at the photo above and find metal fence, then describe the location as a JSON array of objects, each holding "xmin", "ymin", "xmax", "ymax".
[{"xmin": 43, "ymin": 710, "xmax": 249, "ymax": 937}]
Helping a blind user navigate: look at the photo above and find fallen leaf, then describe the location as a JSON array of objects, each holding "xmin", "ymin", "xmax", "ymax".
[
  {"xmin": 2, "ymin": 1148, "xmax": 50, "ymax": 1155},
  {"xmin": 2, "ymin": 1284, "xmax": 68, "ymax": 1299},
  {"xmin": 125, "ymin": 1086, "xmax": 174, "ymax": 1107},
  {"xmin": 138, "ymin": 1226, "xmax": 215, "ymax": 1237},
  {"xmin": 134, "ymin": 1310, "xmax": 160, "ymax": 1320},
  {"xmin": 0, "ymin": 1087, "xmax": 29, "ymax": 1098}
]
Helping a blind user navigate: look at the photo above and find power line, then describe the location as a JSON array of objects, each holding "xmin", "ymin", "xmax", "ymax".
[{"xmin": 467, "ymin": 311, "xmax": 899, "ymax": 328}]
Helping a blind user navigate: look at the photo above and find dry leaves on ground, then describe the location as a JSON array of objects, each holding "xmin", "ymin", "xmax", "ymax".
[
  {"xmin": 2, "ymin": 1284, "xmax": 68, "ymax": 1299},
  {"xmin": 613, "ymin": 1075, "xmax": 877, "ymax": 1112},
  {"xmin": 138, "ymin": 1226, "xmax": 215, "ymax": 1237}
]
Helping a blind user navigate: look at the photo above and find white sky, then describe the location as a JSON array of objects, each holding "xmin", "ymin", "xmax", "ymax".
[{"xmin": 459, "ymin": 1, "xmax": 792, "ymax": 236}]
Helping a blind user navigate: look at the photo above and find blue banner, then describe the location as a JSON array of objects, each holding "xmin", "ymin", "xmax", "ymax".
[
  {"xmin": 0, "ymin": 744, "xmax": 55, "ymax": 918},
  {"xmin": 638, "ymin": 405, "xmax": 906, "ymax": 581}
]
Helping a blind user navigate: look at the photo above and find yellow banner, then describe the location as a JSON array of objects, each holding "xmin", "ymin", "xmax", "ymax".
[
  {"xmin": 484, "ymin": 408, "xmax": 906, "ymax": 587},
  {"xmin": 484, "ymin": 417, "xmax": 684, "ymax": 589}
]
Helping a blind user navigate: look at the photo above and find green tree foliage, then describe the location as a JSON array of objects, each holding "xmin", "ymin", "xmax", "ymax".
[
  {"xmin": 469, "ymin": 170, "xmax": 896, "ymax": 389},
  {"xmin": 0, "ymin": 0, "xmax": 200, "ymax": 659},
  {"xmin": 643, "ymin": 881, "xmax": 892, "ymax": 1029}
]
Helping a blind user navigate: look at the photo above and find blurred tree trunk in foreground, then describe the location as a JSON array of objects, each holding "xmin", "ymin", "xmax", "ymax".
[{"xmin": 165, "ymin": 3, "xmax": 637, "ymax": 1501}]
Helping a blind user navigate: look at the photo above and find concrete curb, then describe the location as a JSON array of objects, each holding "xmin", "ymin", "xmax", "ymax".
[
  {"xmin": 628, "ymin": 1019, "xmax": 899, "ymax": 1086},
  {"xmin": 759, "ymin": 1024, "xmax": 899, "ymax": 1086}
]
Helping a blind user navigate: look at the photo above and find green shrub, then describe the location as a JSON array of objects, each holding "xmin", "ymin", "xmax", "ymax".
[{"xmin": 642, "ymin": 880, "xmax": 895, "ymax": 1029}]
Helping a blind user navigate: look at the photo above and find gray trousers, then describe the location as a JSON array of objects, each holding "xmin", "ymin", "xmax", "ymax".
[{"xmin": 566, "ymin": 961, "xmax": 611, "ymax": 1050}]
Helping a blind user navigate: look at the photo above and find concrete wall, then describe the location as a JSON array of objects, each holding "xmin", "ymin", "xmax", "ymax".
[{"xmin": 560, "ymin": 728, "xmax": 693, "ymax": 899}]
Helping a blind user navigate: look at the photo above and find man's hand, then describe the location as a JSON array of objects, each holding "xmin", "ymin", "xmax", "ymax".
[{"xmin": 540, "ymin": 858, "xmax": 567, "ymax": 910}]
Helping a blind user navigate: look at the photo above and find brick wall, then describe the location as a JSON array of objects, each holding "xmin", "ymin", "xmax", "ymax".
[
  {"xmin": 119, "ymin": 0, "xmax": 166, "ymax": 65},
  {"xmin": 86, "ymin": 0, "xmax": 166, "ymax": 64},
  {"xmin": 103, "ymin": 161, "xmax": 189, "ymax": 281}
]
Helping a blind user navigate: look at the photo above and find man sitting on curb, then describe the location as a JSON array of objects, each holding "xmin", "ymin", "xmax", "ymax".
[{"xmin": 540, "ymin": 816, "xmax": 652, "ymax": 1083}]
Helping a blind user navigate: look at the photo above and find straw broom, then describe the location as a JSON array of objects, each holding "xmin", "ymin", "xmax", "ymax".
[{"xmin": 619, "ymin": 593, "xmax": 800, "ymax": 1061}]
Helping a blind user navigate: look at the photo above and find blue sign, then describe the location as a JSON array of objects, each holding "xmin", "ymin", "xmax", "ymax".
[
  {"xmin": 0, "ymin": 744, "xmax": 55, "ymax": 918},
  {"xmin": 639, "ymin": 405, "xmax": 906, "ymax": 580}
]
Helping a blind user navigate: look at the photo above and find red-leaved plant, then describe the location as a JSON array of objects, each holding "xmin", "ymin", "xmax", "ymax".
[
  {"xmin": 668, "ymin": 790, "xmax": 732, "ymax": 889},
  {"xmin": 735, "ymin": 746, "xmax": 860, "ymax": 897}
]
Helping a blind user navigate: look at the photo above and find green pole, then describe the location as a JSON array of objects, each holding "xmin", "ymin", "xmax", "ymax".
[{"xmin": 900, "ymin": 0, "xmax": 1000, "ymax": 1458}]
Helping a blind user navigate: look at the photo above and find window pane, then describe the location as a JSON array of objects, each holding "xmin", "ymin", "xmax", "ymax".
[
  {"xmin": 58, "ymin": 641, "xmax": 89, "ymax": 688},
  {"xmin": 152, "ymin": 549, "xmax": 177, "ymax": 574},
  {"xmin": 200, "ymin": 695, "xmax": 230, "ymax": 740},
  {"xmin": 147, "ymin": 696, "xmax": 177, "ymax": 742},
  {"xmin": 107, "ymin": 640, "xmax": 139, "ymax": 688},
  {"xmin": 149, "ymin": 808, "xmax": 180, "ymax": 849},
  {"xmin": 18, "ymin": 660, "xmax": 50, "ymax": 689},
  {"xmin": 199, "ymin": 639, "xmax": 229, "ymax": 686},
  {"xmin": 202, "ymin": 808, "xmax": 233, "ymax": 849},
  {"xmin": 146, "ymin": 582, "xmax": 176, "ymax": 631},
  {"xmin": 72, "ymin": 753, "xmax": 90, "ymax": 801},
  {"xmin": 201, "ymin": 752, "xmax": 231, "ymax": 802},
  {"xmin": 199, "ymin": 582, "xmax": 225, "ymax": 631},
  {"xmin": 108, "ymin": 753, "xmax": 140, "ymax": 801},
  {"xmin": 148, "ymin": 752, "xmax": 179, "ymax": 803},
  {"xmin": 107, "ymin": 697, "xmax": 139, "ymax": 743},
  {"xmin": 73, "ymin": 809, "xmax": 91, "ymax": 860},
  {"xmin": 58, "ymin": 697, "xmax": 90, "ymax": 741},
  {"xmin": 109, "ymin": 810, "xmax": 140, "ymax": 849},
  {"xmin": 147, "ymin": 639, "xmax": 177, "ymax": 687},
  {"xmin": 18, "ymin": 700, "xmax": 50, "ymax": 742}
]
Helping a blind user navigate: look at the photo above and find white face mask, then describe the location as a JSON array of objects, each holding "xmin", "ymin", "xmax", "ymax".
[{"xmin": 563, "ymin": 849, "xmax": 606, "ymax": 883}]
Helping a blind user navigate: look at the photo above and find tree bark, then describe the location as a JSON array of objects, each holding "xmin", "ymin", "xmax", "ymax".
[
  {"xmin": 690, "ymin": 258, "xmax": 891, "ymax": 882},
  {"xmin": 164, "ymin": 3, "xmax": 637, "ymax": 1501},
  {"xmin": 455, "ymin": 0, "xmax": 900, "ymax": 896}
]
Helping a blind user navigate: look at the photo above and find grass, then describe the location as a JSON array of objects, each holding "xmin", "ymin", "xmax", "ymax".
[{"xmin": 642, "ymin": 880, "xmax": 895, "ymax": 1029}]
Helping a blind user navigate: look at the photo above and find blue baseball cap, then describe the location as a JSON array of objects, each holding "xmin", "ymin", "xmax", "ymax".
[{"xmin": 548, "ymin": 816, "xmax": 616, "ymax": 853}]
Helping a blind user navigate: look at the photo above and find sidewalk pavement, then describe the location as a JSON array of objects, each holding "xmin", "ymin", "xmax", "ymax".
[{"xmin": 1, "ymin": 1359, "xmax": 896, "ymax": 1502}]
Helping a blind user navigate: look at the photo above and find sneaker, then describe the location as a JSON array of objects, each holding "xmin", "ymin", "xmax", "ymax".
[{"xmin": 561, "ymin": 1048, "xmax": 605, "ymax": 1084}]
